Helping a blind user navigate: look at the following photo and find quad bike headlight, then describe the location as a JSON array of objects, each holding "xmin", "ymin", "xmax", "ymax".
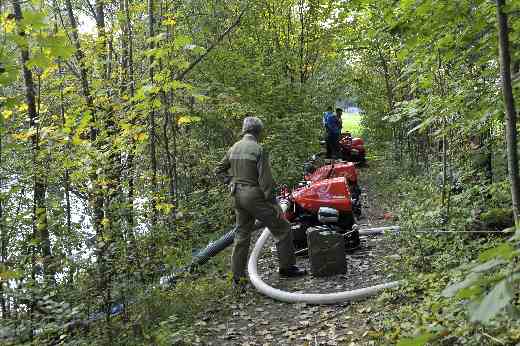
[{"xmin": 318, "ymin": 207, "xmax": 339, "ymax": 224}]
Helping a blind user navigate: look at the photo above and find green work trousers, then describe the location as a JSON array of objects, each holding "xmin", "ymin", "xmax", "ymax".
[{"xmin": 232, "ymin": 185, "xmax": 296, "ymax": 279}]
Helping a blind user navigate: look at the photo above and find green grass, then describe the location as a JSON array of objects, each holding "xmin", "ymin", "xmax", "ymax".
[{"xmin": 342, "ymin": 112, "xmax": 362, "ymax": 137}]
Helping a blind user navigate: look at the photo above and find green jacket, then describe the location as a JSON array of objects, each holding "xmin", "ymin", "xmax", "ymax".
[{"xmin": 215, "ymin": 134, "xmax": 275, "ymax": 201}]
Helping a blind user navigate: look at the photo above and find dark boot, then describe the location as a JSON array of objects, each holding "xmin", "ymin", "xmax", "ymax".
[
  {"xmin": 279, "ymin": 265, "xmax": 307, "ymax": 277},
  {"xmin": 232, "ymin": 277, "xmax": 249, "ymax": 294}
]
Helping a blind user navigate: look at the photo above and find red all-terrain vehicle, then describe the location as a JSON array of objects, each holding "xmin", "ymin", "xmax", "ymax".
[
  {"xmin": 277, "ymin": 177, "xmax": 360, "ymax": 251},
  {"xmin": 303, "ymin": 160, "xmax": 362, "ymax": 217},
  {"xmin": 339, "ymin": 133, "xmax": 366, "ymax": 163},
  {"xmin": 320, "ymin": 132, "xmax": 366, "ymax": 163}
]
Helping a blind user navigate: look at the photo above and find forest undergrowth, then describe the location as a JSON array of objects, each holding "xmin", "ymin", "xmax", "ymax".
[{"xmin": 361, "ymin": 144, "xmax": 520, "ymax": 346}]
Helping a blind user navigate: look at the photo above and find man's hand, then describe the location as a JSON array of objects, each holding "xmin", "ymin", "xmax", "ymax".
[
  {"xmin": 223, "ymin": 175, "xmax": 231, "ymax": 185},
  {"xmin": 215, "ymin": 150, "xmax": 231, "ymax": 184}
]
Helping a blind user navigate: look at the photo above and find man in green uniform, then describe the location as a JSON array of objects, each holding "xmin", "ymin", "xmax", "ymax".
[{"xmin": 216, "ymin": 116, "xmax": 306, "ymax": 288}]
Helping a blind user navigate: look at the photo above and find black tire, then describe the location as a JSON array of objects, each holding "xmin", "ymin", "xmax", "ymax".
[
  {"xmin": 344, "ymin": 229, "xmax": 360, "ymax": 251},
  {"xmin": 338, "ymin": 212, "xmax": 354, "ymax": 230},
  {"xmin": 291, "ymin": 223, "xmax": 308, "ymax": 250},
  {"xmin": 340, "ymin": 149, "xmax": 351, "ymax": 162},
  {"xmin": 357, "ymin": 153, "xmax": 367, "ymax": 165},
  {"xmin": 350, "ymin": 184, "xmax": 362, "ymax": 217}
]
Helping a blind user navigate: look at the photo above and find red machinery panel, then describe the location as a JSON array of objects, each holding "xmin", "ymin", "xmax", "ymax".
[
  {"xmin": 352, "ymin": 138, "xmax": 364, "ymax": 147},
  {"xmin": 339, "ymin": 135, "xmax": 365, "ymax": 157},
  {"xmin": 305, "ymin": 162, "xmax": 358, "ymax": 184},
  {"xmin": 352, "ymin": 138, "xmax": 365, "ymax": 155},
  {"xmin": 292, "ymin": 177, "xmax": 352, "ymax": 213}
]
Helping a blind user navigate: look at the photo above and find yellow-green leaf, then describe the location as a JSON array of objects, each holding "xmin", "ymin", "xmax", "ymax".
[
  {"xmin": 177, "ymin": 115, "xmax": 201, "ymax": 125},
  {"xmin": 1, "ymin": 110, "xmax": 12, "ymax": 120}
]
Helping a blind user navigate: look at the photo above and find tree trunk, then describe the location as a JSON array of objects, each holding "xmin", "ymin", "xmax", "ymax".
[
  {"xmin": 95, "ymin": 0, "xmax": 107, "ymax": 80},
  {"xmin": 378, "ymin": 48, "xmax": 394, "ymax": 112},
  {"xmin": 52, "ymin": 0, "xmax": 75, "ymax": 288},
  {"xmin": 63, "ymin": 0, "xmax": 104, "ymax": 241},
  {"xmin": 99, "ymin": 0, "xmax": 121, "ymax": 243},
  {"xmin": 123, "ymin": 0, "xmax": 136, "ymax": 244},
  {"xmin": 163, "ymin": 94, "xmax": 176, "ymax": 212},
  {"xmin": 174, "ymin": 9, "xmax": 245, "ymax": 81},
  {"xmin": 0, "ymin": 105, "xmax": 6, "ymax": 317},
  {"xmin": 64, "ymin": 0, "xmax": 93, "ymax": 108},
  {"xmin": 58, "ymin": 62, "xmax": 72, "ymax": 237},
  {"xmin": 63, "ymin": 0, "xmax": 109, "ymax": 332},
  {"xmin": 485, "ymin": 129, "xmax": 493, "ymax": 184},
  {"xmin": 12, "ymin": 0, "xmax": 51, "ymax": 280},
  {"xmin": 148, "ymin": 0, "xmax": 159, "ymax": 228},
  {"xmin": 35, "ymin": 73, "xmax": 52, "ymax": 282},
  {"xmin": 58, "ymin": 61, "xmax": 75, "ymax": 287},
  {"xmin": 168, "ymin": 90, "xmax": 179, "ymax": 211},
  {"xmin": 441, "ymin": 121, "xmax": 449, "ymax": 224},
  {"xmin": 286, "ymin": 6, "xmax": 293, "ymax": 97},
  {"xmin": 496, "ymin": 0, "xmax": 520, "ymax": 227},
  {"xmin": 93, "ymin": 1, "xmax": 116, "ymax": 337},
  {"xmin": 298, "ymin": 0, "xmax": 305, "ymax": 86}
]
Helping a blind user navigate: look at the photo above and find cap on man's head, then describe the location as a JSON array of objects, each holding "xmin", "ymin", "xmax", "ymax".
[
  {"xmin": 242, "ymin": 115, "xmax": 264, "ymax": 136},
  {"xmin": 336, "ymin": 108, "xmax": 343, "ymax": 113}
]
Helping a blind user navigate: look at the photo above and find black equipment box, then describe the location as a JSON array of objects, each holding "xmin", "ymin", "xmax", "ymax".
[{"xmin": 306, "ymin": 226, "xmax": 347, "ymax": 277}]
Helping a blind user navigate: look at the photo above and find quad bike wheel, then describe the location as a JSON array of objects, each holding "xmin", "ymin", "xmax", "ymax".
[{"xmin": 349, "ymin": 184, "xmax": 362, "ymax": 218}]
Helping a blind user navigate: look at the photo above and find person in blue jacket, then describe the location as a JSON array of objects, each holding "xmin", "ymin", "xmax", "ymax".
[
  {"xmin": 323, "ymin": 107, "xmax": 342, "ymax": 158},
  {"xmin": 322, "ymin": 106, "xmax": 334, "ymax": 127}
]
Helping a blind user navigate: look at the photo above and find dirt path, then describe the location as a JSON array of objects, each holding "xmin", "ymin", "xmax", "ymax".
[{"xmin": 192, "ymin": 166, "xmax": 398, "ymax": 346}]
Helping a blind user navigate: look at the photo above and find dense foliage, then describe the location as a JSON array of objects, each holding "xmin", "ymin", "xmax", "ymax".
[
  {"xmin": 1, "ymin": 0, "xmax": 519, "ymax": 344},
  {"xmin": 340, "ymin": 1, "xmax": 520, "ymax": 345},
  {"xmin": 0, "ymin": 0, "xmax": 344, "ymax": 343}
]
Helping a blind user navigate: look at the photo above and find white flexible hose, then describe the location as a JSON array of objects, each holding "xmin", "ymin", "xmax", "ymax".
[
  {"xmin": 358, "ymin": 225, "xmax": 400, "ymax": 235},
  {"xmin": 248, "ymin": 228, "xmax": 400, "ymax": 304}
]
